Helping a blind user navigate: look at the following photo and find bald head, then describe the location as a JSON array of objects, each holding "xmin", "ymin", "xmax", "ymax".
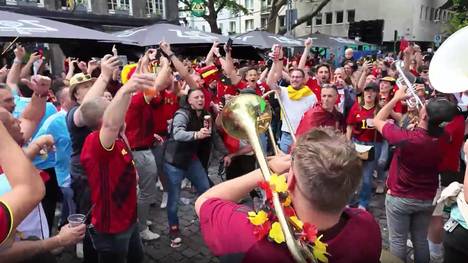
[{"xmin": 80, "ymin": 97, "xmax": 110, "ymax": 130}]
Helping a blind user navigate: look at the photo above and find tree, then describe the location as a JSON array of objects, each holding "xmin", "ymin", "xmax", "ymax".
[
  {"xmin": 179, "ymin": 0, "xmax": 249, "ymax": 34},
  {"xmin": 265, "ymin": 0, "xmax": 287, "ymax": 33},
  {"xmin": 277, "ymin": 0, "xmax": 331, "ymax": 35},
  {"xmin": 445, "ymin": 0, "xmax": 468, "ymax": 34}
]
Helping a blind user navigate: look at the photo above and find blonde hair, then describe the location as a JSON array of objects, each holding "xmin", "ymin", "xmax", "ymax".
[{"xmin": 80, "ymin": 97, "xmax": 109, "ymax": 130}]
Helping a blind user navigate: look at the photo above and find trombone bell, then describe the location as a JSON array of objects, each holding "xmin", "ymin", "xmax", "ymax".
[{"xmin": 221, "ymin": 94, "xmax": 272, "ymax": 140}]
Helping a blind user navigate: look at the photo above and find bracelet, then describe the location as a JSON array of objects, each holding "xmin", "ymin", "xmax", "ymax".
[
  {"xmin": 13, "ymin": 58, "xmax": 22, "ymax": 65},
  {"xmin": 34, "ymin": 92, "xmax": 48, "ymax": 98},
  {"xmin": 194, "ymin": 131, "xmax": 198, "ymax": 140}
]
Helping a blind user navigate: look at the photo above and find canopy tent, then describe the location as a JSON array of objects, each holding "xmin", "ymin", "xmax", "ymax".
[
  {"xmin": 0, "ymin": 10, "xmax": 121, "ymax": 42},
  {"xmin": 300, "ymin": 33, "xmax": 371, "ymax": 49},
  {"xmin": 112, "ymin": 23, "xmax": 228, "ymax": 46},
  {"xmin": 233, "ymin": 30, "xmax": 304, "ymax": 49}
]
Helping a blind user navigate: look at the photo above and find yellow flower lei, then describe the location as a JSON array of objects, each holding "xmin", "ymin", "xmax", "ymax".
[{"xmin": 247, "ymin": 174, "xmax": 329, "ymax": 263}]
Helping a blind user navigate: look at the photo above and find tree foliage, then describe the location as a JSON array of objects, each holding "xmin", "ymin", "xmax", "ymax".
[
  {"xmin": 179, "ymin": 0, "xmax": 249, "ymax": 34},
  {"xmin": 447, "ymin": 0, "xmax": 468, "ymax": 33}
]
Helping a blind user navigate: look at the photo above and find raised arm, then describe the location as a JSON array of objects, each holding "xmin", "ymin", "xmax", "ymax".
[
  {"xmin": 298, "ymin": 38, "xmax": 312, "ymax": 70},
  {"xmin": 18, "ymin": 75, "xmax": 50, "ymax": 141},
  {"xmin": 266, "ymin": 46, "xmax": 284, "ymax": 90},
  {"xmin": 6, "ymin": 45, "xmax": 26, "ymax": 93},
  {"xmin": 0, "ymin": 120, "xmax": 44, "ymax": 238},
  {"xmin": 204, "ymin": 41, "xmax": 220, "ymax": 66},
  {"xmin": 19, "ymin": 52, "xmax": 41, "ymax": 79},
  {"xmin": 374, "ymin": 87, "xmax": 407, "ymax": 134},
  {"xmin": 99, "ymin": 73, "xmax": 156, "ymax": 149},
  {"xmin": 159, "ymin": 41, "xmax": 199, "ymax": 90},
  {"xmin": 221, "ymin": 43, "xmax": 242, "ymax": 86},
  {"xmin": 73, "ymin": 54, "xmax": 120, "ymax": 128}
]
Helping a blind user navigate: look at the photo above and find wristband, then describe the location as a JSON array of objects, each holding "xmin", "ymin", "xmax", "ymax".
[
  {"xmin": 13, "ymin": 58, "xmax": 22, "ymax": 65},
  {"xmin": 34, "ymin": 92, "xmax": 48, "ymax": 98}
]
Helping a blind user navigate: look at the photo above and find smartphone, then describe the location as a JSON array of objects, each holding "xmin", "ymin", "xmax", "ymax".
[
  {"xmin": 117, "ymin": 55, "xmax": 127, "ymax": 67},
  {"xmin": 226, "ymin": 38, "xmax": 233, "ymax": 50}
]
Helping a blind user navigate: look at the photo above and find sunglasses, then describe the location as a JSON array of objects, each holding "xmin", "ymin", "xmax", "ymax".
[{"xmin": 76, "ymin": 74, "xmax": 92, "ymax": 82}]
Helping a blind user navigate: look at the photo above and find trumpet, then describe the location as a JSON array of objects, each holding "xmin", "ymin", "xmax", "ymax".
[
  {"xmin": 394, "ymin": 60, "xmax": 424, "ymax": 109},
  {"xmin": 221, "ymin": 94, "xmax": 314, "ymax": 263}
]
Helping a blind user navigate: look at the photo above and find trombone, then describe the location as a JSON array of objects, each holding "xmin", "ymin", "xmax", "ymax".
[{"xmin": 220, "ymin": 94, "xmax": 315, "ymax": 263}]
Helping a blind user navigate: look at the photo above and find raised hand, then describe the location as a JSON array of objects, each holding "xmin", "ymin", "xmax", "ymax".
[
  {"xmin": 304, "ymin": 38, "xmax": 313, "ymax": 49},
  {"xmin": 28, "ymin": 52, "xmax": 42, "ymax": 63},
  {"xmin": 87, "ymin": 59, "xmax": 99, "ymax": 75},
  {"xmin": 21, "ymin": 75, "xmax": 51, "ymax": 96},
  {"xmin": 123, "ymin": 73, "xmax": 156, "ymax": 94},
  {"xmin": 0, "ymin": 66, "xmax": 9, "ymax": 82},
  {"xmin": 14, "ymin": 44, "xmax": 26, "ymax": 61},
  {"xmin": 159, "ymin": 41, "xmax": 172, "ymax": 55},
  {"xmin": 77, "ymin": 61, "xmax": 88, "ymax": 73},
  {"xmin": 100, "ymin": 54, "xmax": 120, "ymax": 79}
]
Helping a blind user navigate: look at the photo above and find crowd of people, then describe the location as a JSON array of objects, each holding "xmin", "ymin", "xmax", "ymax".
[{"xmin": 0, "ymin": 35, "xmax": 466, "ymax": 263}]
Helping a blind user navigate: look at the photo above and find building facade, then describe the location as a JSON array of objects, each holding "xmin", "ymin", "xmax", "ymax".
[
  {"xmin": 294, "ymin": 0, "xmax": 451, "ymax": 44},
  {"xmin": 0, "ymin": 0, "xmax": 180, "ymax": 31},
  {"xmin": 182, "ymin": 0, "xmax": 451, "ymax": 46}
]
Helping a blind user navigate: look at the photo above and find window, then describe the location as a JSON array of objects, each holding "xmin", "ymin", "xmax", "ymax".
[
  {"xmin": 7, "ymin": 0, "xmax": 44, "ymax": 7},
  {"xmin": 425, "ymin": 6, "xmax": 430, "ymax": 20},
  {"xmin": 230, "ymin": 21, "xmax": 236, "ymax": 32},
  {"xmin": 261, "ymin": 0, "xmax": 272, "ymax": 9},
  {"xmin": 347, "ymin": 10, "xmax": 355, "ymax": 23},
  {"xmin": 420, "ymin": 5, "xmax": 424, "ymax": 20},
  {"xmin": 306, "ymin": 18, "xmax": 312, "ymax": 26},
  {"xmin": 219, "ymin": 23, "xmax": 223, "ymax": 32},
  {"xmin": 146, "ymin": 0, "xmax": 163, "ymax": 16},
  {"xmin": 202, "ymin": 25, "xmax": 206, "ymax": 31},
  {"xmin": 245, "ymin": 0, "xmax": 253, "ymax": 11},
  {"xmin": 315, "ymin": 13, "xmax": 322, "ymax": 25},
  {"xmin": 245, "ymin": 19, "xmax": 254, "ymax": 31},
  {"xmin": 261, "ymin": 17, "xmax": 268, "ymax": 28},
  {"xmin": 430, "ymin": 8, "xmax": 435, "ymax": 20},
  {"xmin": 325, "ymin": 12, "xmax": 332, "ymax": 24},
  {"xmin": 61, "ymin": 0, "xmax": 90, "ymax": 10},
  {"xmin": 108, "ymin": 0, "xmax": 130, "ymax": 11},
  {"xmin": 336, "ymin": 11, "xmax": 343, "ymax": 23},
  {"xmin": 279, "ymin": 15, "xmax": 286, "ymax": 27}
]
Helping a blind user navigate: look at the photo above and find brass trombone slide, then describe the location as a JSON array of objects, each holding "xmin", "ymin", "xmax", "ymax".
[
  {"xmin": 221, "ymin": 94, "xmax": 314, "ymax": 263},
  {"xmin": 262, "ymin": 90, "xmax": 297, "ymax": 144}
]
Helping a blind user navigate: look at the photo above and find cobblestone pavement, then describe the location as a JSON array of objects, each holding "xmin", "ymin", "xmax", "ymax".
[{"xmin": 56, "ymin": 156, "xmax": 390, "ymax": 263}]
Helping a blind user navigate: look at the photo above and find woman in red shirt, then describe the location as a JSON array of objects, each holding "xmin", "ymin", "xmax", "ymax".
[{"xmin": 346, "ymin": 82, "xmax": 383, "ymax": 210}]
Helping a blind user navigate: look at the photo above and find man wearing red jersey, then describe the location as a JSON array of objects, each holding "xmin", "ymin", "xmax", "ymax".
[
  {"xmin": 195, "ymin": 127, "xmax": 381, "ymax": 263},
  {"xmin": 124, "ymin": 53, "xmax": 171, "ymax": 241},
  {"xmin": 80, "ymin": 72, "xmax": 159, "ymax": 263},
  {"xmin": 296, "ymin": 84, "xmax": 345, "ymax": 137}
]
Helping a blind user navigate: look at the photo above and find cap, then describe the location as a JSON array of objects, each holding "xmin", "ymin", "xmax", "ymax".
[
  {"xmin": 364, "ymin": 81, "xmax": 379, "ymax": 92},
  {"xmin": 381, "ymin": 76, "xmax": 396, "ymax": 84},
  {"xmin": 426, "ymin": 98, "xmax": 458, "ymax": 136}
]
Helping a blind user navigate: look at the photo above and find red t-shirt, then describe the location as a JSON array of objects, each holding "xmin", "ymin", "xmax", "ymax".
[
  {"xmin": 125, "ymin": 92, "xmax": 158, "ymax": 149},
  {"xmin": 0, "ymin": 201, "xmax": 12, "ymax": 246},
  {"xmin": 306, "ymin": 78, "xmax": 321, "ymax": 102},
  {"xmin": 234, "ymin": 81, "xmax": 270, "ymax": 96},
  {"xmin": 80, "ymin": 131, "xmax": 137, "ymax": 234},
  {"xmin": 295, "ymin": 105, "xmax": 345, "ymax": 138},
  {"xmin": 152, "ymin": 90, "xmax": 179, "ymax": 136},
  {"xmin": 382, "ymin": 123, "xmax": 441, "ymax": 200},
  {"xmin": 438, "ymin": 115, "xmax": 465, "ymax": 173},
  {"xmin": 199, "ymin": 198, "xmax": 381, "ymax": 263},
  {"xmin": 346, "ymin": 103, "xmax": 383, "ymax": 142}
]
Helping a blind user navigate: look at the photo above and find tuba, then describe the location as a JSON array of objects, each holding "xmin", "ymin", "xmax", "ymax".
[
  {"xmin": 221, "ymin": 94, "xmax": 314, "ymax": 263},
  {"xmin": 429, "ymin": 26, "xmax": 468, "ymax": 93}
]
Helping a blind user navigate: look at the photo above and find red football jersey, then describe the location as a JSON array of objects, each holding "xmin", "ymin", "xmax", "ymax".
[
  {"xmin": 80, "ymin": 132, "xmax": 137, "ymax": 234},
  {"xmin": 346, "ymin": 103, "xmax": 383, "ymax": 142},
  {"xmin": 125, "ymin": 92, "xmax": 158, "ymax": 149}
]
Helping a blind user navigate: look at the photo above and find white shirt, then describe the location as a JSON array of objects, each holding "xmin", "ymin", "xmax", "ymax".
[{"xmin": 278, "ymin": 86, "xmax": 317, "ymax": 133}]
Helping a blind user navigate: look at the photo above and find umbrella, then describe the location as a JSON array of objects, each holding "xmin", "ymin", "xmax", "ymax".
[
  {"xmin": 299, "ymin": 33, "xmax": 369, "ymax": 49},
  {"xmin": 233, "ymin": 30, "xmax": 304, "ymax": 49},
  {"xmin": 0, "ymin": 10, "xmax": 121, "ymax": 42},
  {"xmin": 113, "ymin": 23, "xmax": 228, "ymax": 46}
]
